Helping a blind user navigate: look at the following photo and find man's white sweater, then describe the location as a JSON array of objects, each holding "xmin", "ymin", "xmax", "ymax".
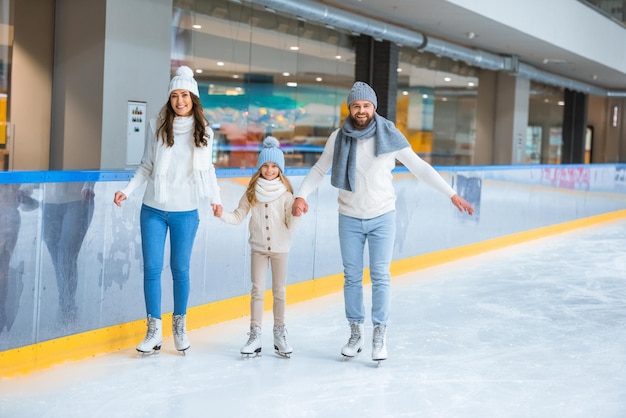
[{"xmin": 297, "ymin": 129, "xmax": 456, "ymax": 219}]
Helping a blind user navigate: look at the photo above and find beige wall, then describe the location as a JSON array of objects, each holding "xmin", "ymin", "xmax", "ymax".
[
  {"xmin": 587, "ymin": 95, "xmax": 609, "ymax": 163},
  {"xmin": 10, "ymin": 0, "xmax": 55, "ymax": 170},
  {"xmin": 475, "ymin": 70, "xmax": 496, "ymax": 166}
]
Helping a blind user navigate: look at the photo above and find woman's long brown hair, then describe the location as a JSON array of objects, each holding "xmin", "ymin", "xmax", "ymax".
[{"xmin": 156, "ymin": 93, "xmax": 208, "ymax": 147}]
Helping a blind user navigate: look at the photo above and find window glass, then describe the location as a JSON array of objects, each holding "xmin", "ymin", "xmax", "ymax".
[
  {"xmin": 172, "ymin": 0, "xmax": 354, "ymax": 168},
  {"xmin": 528, "ymin": 82, "xmax": 564, "ymax": 164},
  {"xmin": 398, "ymin": 48, "xmax": 479, "ymax": 166}
]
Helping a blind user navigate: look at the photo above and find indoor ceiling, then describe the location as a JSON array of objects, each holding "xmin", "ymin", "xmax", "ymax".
[{"xmin": 318, "ymin": 0, "xmax": 626, "ymax": 92}]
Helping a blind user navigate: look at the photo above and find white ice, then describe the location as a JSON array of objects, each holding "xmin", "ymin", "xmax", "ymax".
[{"xmin": 2, "ymin": 219, "xmax": 626, "ymax": 418}]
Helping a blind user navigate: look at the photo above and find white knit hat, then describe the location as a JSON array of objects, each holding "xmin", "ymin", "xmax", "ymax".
[
  {"xmin": 347, "ymin": 81, "xmax": 377, "ymax": 109},
  {"xmin": 257, "ymin": 136, "xmax": 285, "ymax": 172},
  {"xmin": 168, "ymin": 66, "xmax": 199, "ymax": 97}
]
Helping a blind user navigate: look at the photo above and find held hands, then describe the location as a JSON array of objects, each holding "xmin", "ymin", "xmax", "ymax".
[
  {"xmin": 291, "ymin": 197, "xmax": 308, "ymax": 217},
  {"xmin": 451, "ymin": 194, "xmax": 474, "ymax": 215},
  {"xmin": 212, "ymin": 203, "xmax": 223, "ymax": 218},
  {"xmin": 113, "ymin": 191, "xmax": 127, "ymax": 207}
]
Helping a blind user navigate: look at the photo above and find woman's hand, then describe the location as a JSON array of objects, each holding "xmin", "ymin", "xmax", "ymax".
[{"xmin": 113, "ymin": 191, "xmax": 127, "ymax": 207}]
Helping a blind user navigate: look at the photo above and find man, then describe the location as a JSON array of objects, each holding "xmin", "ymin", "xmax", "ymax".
[{"xmin": 292, "ymin": 81, "xmax": 474, "ymax": 362}]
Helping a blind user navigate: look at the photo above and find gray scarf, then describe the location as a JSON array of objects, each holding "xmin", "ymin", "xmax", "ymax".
[{"xmin": 331, "ymin": 113, "xmax": 410, "ymax": 192}]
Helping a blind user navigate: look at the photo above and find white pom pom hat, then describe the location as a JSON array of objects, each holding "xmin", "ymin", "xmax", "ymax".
[
  {"xmin": 168, "ymin": 66, "xmax": 199, "ymax": 97},
  {"xmin": 257, "ymin": 136, "xmax": 285, "ymax": 172}
]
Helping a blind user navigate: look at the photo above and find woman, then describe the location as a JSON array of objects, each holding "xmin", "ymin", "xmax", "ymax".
[{"xmin": 114, "ymin": 66, "xmax": 222, "ymax": 354}]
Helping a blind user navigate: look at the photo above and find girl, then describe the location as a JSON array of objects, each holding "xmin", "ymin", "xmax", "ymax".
[
  {"xmin": 114, "ymin": 66, "xmax": 222, "ymax": 354},
  {"xmin": 215, "ymin": 136, "xmax": 297, "ymax": 358}
]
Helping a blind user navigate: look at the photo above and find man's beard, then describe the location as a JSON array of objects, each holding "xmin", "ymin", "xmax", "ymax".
[{"xmin": 350, "ymin": 113, "xmax": 374, "ymax": 129}]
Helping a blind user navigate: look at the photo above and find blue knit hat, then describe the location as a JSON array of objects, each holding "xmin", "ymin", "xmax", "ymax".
[
  {"xmin": 257, "ymin": 136, "xmax": 285, "ymax": 172},
  {"xmin": 347, "ymin": 81, "xmax": 377, "ymax": 109}
]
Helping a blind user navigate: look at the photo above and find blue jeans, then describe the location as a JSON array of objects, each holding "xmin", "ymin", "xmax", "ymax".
[
  {"xmin": 338, "ymin": 211, "xmax": 395, "ymax": 326},
  {"xmin": 140, "ymin": 204, "xmax": 199, "ymax": 318}
]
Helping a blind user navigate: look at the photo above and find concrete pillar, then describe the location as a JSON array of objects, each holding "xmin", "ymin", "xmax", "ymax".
[
  {"xmin": 50, "ymin": 0, "xmax": 172, "ymax": 170},
  {"xmin": 492, "ymin": 73, "xmax": 530, "ymax": 165},
  {"xmin": 10, "ymin": 0, "xmax": 55, "ymax": 170}
]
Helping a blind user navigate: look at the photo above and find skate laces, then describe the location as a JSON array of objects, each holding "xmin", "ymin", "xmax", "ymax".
[
  {"xmin": 373, "ymin": 325, "xmax": 386, "ymax": 351},
  {"xmin": 146, "ymin": 318, "xmax": 158, "ymax": 339},
  {"xmin": 274, "ymin": 325, "xmax": 287, "ymax": 344},
  {"xmin": 245, "ymin": 327, "xmax": 261, "ymax": 346},
  {"xmin": 347, "ymin": 323, "xmax": 362, "ymax": 347},
  {"xmin": 173, "ymin": 316, "xmax": 185, "ymax": 336}
]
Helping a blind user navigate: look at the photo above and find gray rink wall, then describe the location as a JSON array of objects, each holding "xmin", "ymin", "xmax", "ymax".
[{"xmin": 1, "ymin": 164, "xmax": 625, "ymax": 352}]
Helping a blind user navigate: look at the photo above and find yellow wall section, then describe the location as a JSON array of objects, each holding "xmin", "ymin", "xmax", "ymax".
[{"xmin": 2, "ymin": 209, "xmax": 626, "ymax": 377}]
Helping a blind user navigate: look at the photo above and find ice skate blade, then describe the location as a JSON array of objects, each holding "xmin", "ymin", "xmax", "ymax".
[
  {"xmin": 373, "ymin": 358, "xmax": 386, "ymax": 367},
  {"xmin": 175, "ymin": 343, "xmax": 190, "ymax": 355},
  {"xmin": 136, "ymin": 345, "xmax": 161, "ymax": 356},
  {"xmin": 241, "ymin": 348, "xmax": 262, "ymax": 359},
  {"xmin": 274, "ymin": 351, "xmax": 291, "ymax": 359},
  {"xmin": 341, "ymin": 347, "xmax": 362, "ymax": 360},
  {"xmin": 274, "ymin": 345, "xmax": 292, "ymax": 359}
]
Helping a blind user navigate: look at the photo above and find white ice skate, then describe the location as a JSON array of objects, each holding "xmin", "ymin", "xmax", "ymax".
[
  {"xmin": 136, "ymin": 316, "xmax": 162, "ymax": 355},
  {"xmin": 172, "ymin": 314, "xmax": 190, "ymax": 354},
  {"xmin": 372, "ymin": 324, "xmax": 387, "ymax": 366},
  {"xmin": 341, "ymin": 322, "xmax": 363, "ymax": 360},
  {"xmin": 241, "ymin": 326, "xmax": 262, "ymax": 358},
  {"xmin": 273, "ymin": 325, "xmax": 293, "ymax": 358}
]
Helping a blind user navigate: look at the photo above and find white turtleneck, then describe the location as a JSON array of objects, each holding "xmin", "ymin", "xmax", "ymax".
[{"xmin": 121, "ymin": 116, "xmax": 221, "ymax": 211}]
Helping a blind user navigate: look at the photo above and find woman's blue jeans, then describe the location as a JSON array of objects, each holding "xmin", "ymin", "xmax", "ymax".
[
  {"xmin": 140, "ymin": 204, "xmax": 199, "ymax": 318},
  {"xmin": 338, "ymin": 211, "xmax": 395, "ymax": 326}
]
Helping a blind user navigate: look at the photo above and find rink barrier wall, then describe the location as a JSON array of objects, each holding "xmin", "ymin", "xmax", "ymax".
[
  {"xmin": 2, "ymin": 208, "xmax": 626, "ymax": 377},
  {"xmin": 2, "ymin": 164, "xmax": 626, "ymax": 377}
]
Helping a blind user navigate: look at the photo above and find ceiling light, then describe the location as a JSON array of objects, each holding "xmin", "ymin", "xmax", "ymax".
[
  {"xmin": 335, "ymin": 55, "xmax": 342, "ymax": 60},
  {"xmin": 282, "ymin": 72, "xmax": 290, "ymax": 76},
  {"xmin": 287, "ymin": 82, "xmax": 298, "ymax": 87},
  {"xmin": 316, "ymin": 77, "xmax": 323, "ymax": 82},
  {"xmin": 402, "ymin": 91, "xmax": 408, "ymax": 96},
  {"xmin": 542, "ymin": 58, "xmax": 567, "ymax": 64},
  {"xmin": 217, "ymin": 61, "xmax": 225, "ymax": 66},
  {"xmin": 195, "ymin": 69, "xmax": 203, "ymax": 74},
  {"xmin": 192, "ymin": 24, "xmax": 201, "ymax": 29},
  {"xmin": 290, "ymin": 46, "xmax": 299, "ymax": 51},
  {"xmin": 444, "ymin": 77, "xmax": 452, "ymax": 82}
]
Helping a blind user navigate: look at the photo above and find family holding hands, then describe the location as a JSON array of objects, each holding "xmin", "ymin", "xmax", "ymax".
[{"xmin": 114, "ymin": 66, "xmax": 473, "ymax": 362}]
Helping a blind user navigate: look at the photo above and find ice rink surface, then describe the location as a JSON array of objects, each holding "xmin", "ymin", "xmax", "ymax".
[{"xmin": 2, "ymin": 219, "xmax": 626, "ymax": 418}]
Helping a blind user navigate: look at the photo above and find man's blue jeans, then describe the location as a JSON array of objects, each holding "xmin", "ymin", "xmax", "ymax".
[
  {"xmin": 338, "ymin": 211, "xmax": 395, "ymax": 326},
  {"xmin": 140, "ymin": 204, "xmax": 199, "ymax": 318}
]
